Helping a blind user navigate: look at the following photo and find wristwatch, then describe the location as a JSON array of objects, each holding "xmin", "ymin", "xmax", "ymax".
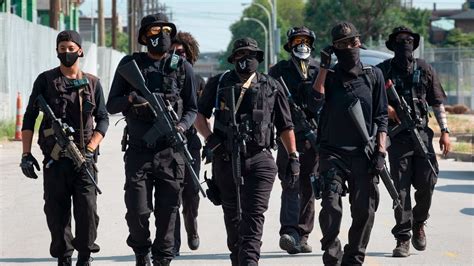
[
  {"xmin": 289, "ymin": 151, "xmax": 299, "ymax": 159},
  {"xmin": 441, "ymin": 127, "xmax": 450, "ymax": 134}
]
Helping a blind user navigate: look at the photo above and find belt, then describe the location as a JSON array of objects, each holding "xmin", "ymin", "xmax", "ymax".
[{"xmin": 127, "ymin": 138, "xmax": 168, "ymax": 152}]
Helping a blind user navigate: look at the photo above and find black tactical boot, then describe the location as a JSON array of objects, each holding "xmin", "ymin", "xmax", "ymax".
[
  {"xmin": 152, "ymin": 258, "xmax": 171, "ymax": 266},
  {"xmin": 58, "ymin": 256, "xmax": 72, "ymax": 266},
  {"xmin": 412, "ymin": 222, "xmax": 427, "ymax": 251},
  {"xmin": 299, "ymin": 242, "xmax": 312, "ymax": 253},
  {"xmin": 188, "ymin": 234, "xmax": 200, "ymax": 250},
  {"xmin": 76, "ymin": 254, "xmax": 92, "ymax": 266},
  {"xmin": 135, "ymin": 253, "xmax": 151, "ymax": 266},
  {"xmin": 279, "ymin": 234, "xmax": 301, "ymax": 254},
  {"xmin": 392, "ymin": 239, "xmax": 410, "ymax": 257}
]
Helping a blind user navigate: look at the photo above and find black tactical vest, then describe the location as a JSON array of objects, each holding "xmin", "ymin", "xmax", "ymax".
[
  {"xmin": 213, "ymin": 72, "xmax": 277, "ymax": 149},
  {"xmin": 38, "ymin": 67, "xmax": 97, "ymax": 158},
  {"xmin": 129, "ymin": 52, "xmax": 186, "ymax": 121}
]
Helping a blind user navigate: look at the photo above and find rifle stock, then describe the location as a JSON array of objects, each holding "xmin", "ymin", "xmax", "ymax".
[
  {"xmin": 118, "ymin": 60, "xmax": 206, "ymax": 197},
  {"xmin": 348, "ymin": 99, "xmax": 402, "ymax": 211},
  {"xmin": 36, "ymin": 95, "xmax": 102, "ymax": 194}
]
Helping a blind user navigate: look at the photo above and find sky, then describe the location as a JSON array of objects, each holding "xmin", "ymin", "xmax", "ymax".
[{"xmin": 79, "ymin": 0, "xmax": 467, "ymax": 53}]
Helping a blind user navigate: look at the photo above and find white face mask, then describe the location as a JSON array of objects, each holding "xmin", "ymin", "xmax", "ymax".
[{"xmin": 292, "ymin": 43, "xmax": 311, "ymax": 59}]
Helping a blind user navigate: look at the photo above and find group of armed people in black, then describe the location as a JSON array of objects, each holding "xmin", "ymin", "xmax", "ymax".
[{"xmin": 20, "ymin": 11, "xmax": 451, "ymax": 266}]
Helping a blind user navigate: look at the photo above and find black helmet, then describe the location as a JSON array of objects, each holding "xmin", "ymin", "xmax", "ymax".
[
  {"xmin": 138, "ymin": 13, "xmax": 177, "ymax": 45},
  {"xmin": 284, "ymin": 26, "xmax": 316, "ymax": 52},
  {"xmin": 385, "ymin": 26, "xmax": 420, "ymax": 51},
  {"xmin": 331, "ymin": 21, "xmax": 360, "ymax": 44},
  {"xmin": 227, "ymin": 37, "xmax": 264, "ymax": 63}
]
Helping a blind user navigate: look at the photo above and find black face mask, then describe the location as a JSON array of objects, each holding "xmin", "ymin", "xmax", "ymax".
[
  {"xmin": 235, "ymin": 56, "xmax": 259, "ymax": 75},
  {"xmin": 393, "ymin": 43, "xmax": 414, "ymax": 70},
  {"xmin": 57, "ymin": 51, "xmax": 80, "ymax": 67},
  {"xmin": 147, "ymin": 33, "xmax": 171, "ymax": 55},
  {"xmin": 334, "ymin": 48, "xmax": 360, "ymax": 74}
]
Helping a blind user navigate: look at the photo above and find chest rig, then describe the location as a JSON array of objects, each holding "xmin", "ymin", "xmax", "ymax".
[
  {"xmin": 38, "ymin": 68, "xmax": 97, "ymax": 159},
  {"xmin": 390, "ymin": 59, "xmax": 429, "ymax": 127},
  {"xmin": 131, "ymin": 53, "xmax": 186, "ymax": 120},
  {"xmin": 213, "ymin": 72, "xmax": 277, "ymax": 150}
]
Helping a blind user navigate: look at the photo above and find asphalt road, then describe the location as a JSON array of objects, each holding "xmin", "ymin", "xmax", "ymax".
[{"xmin": 1, "ymin": 115, "xmax": 472, "ymax": 265}]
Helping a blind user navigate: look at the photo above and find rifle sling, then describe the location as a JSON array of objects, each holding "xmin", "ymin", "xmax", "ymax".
[{"xmin": 234, "ymin": 72, "xmax": 256, "ymax": 113}]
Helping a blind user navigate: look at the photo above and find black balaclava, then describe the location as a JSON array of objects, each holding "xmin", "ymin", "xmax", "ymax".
[
  {"xmin": 334, "ymin": 48, "xmax": 360, "ymax": 76},
  {"xmin": 235, "ymin": 55, "xmax": 259, "ymax": 75},
  {"xmin": 393, "ymin": 42, "xmax": 414, "ymax": 72},
  {"xmin": 57, "ymin": 51, "xmax": 80, "ymax": 67},
  {"xmin": 147, "ymin": 33, "xmax": 171, "ymax": 55}
]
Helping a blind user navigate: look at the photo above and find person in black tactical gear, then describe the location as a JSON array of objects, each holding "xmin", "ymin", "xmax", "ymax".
[
  {"xmin": 269, "ymin": 26, "xmax": 322, "ymax": 255},
  {"xmin": 313, "ymin": 22, "xmax": 388, "ymax": 265},
  {"xmin": 170, "ymin": 31, "xmax": 205, "ymax": 255},
  {"xmin": 195, "ymin": 37, "xmax": 298, "ymax": 266},
  {"xmin": 106, "ymin": 13, "xmax": 197, "ymax": 266},
  {"xmin": 376, "ymin": 26, "xmax": 451, "ymax": 258},
  {"xmin": 20, "ymin": 30, "xmax": 109, "ymax": 266}
]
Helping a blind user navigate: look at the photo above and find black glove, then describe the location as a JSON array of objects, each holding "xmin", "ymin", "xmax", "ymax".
[
  {"xmin": 20, "ymin": 152, "xmax": 40, "ymax": 179},
  {"xmin": 85, "ymin": 150, "xmax": 95, "ymax": 164},
  {"xmin": 371, "ymin": 151, "xmax": 386, "ymax": 175},
  {"xmin": 284, "ymin": 153, "xmax": 300, "ymax": 189},
  {"xmin": 202, "ymin": 134, "xmax": 225, "ymax": 164},
  {"xmin": 204, "ymin": 171, "xmax": 222, "ymax": 206},
  {"xmin": 129, "ymin": 91, "xmax": 148, "ymax": 104},
  {"xmin": 320, "ymin": 45, "xmax": 334, "ymax": 69}
]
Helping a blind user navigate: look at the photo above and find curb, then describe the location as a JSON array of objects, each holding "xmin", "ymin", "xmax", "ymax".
[{"xmin": 439, "ymin": 152, "xmax": 473, "ymax": 162}]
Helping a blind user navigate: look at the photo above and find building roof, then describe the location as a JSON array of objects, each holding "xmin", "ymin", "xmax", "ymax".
[
  {"xmin": 449, "ymin": 9, "xmax": 474, "ymax": 20},
  {"xmin": 431, "ymin": 9, "xmax": 463, "ymax": 20}
]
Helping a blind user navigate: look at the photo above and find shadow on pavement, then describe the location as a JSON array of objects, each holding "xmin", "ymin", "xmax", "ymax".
[
  {"xmin": 460, "ymin": 208, "xmax": 474, "ymax": 216},
  {"xmin": 435, "ymin": 184, "xmax": 474, "ymax": 194},
  {"xmin": 438, "ymin": 171, "xmax": 474, "ymax": 181}
]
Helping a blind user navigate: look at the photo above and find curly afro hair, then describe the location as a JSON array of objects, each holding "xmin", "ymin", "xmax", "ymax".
[{"xmin": 172, "ymin": 31, "xmax": 200, "ymax": 65}]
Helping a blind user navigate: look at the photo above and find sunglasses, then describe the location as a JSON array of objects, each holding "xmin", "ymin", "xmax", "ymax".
[
  {"xmin": 333, "ymin": 37, "xmax": 360, "ymax": 49},
  {"xmin": 146, "ymin": 26, "xmax": 172, "ymax": 37},
  {"xmin": 234, "ymin": 50, "xmax": 258, "ymax": 59},
  {"xmin": 395, "ymin": 36, "xmax": 414, "ymax": 44},
  {"xmin": 291, "ymin": 36, "xmax": 311, "ymax": 47}
]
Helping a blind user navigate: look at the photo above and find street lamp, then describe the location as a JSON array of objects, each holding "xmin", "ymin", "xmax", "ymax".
[
  {"xmin": 242, "ymin": 3, "xmax": 273, "ymax": 65},
  {"xmin": 267, "ymin": 0, "xmax": 278, "ymax": 64},
  {"xmin": 243, "ymin": 17, "xmax": 268, "ymax": 73}
]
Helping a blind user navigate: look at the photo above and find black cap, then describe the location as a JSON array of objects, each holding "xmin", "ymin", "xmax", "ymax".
[
  {"xmin": 284, "ymin": 26, "xmax": 316, "ymax": 52},
  {"xmin": 56, "ymin": 30, "xmax": 82, "ymax": 48},
  {"xmin": 331, "ymin": 22, "xmax": 360, "ymax": 44},
  {"xmin": 386, "ymin": 26, "xmax": 420, "ymax": 51},
  {"xmin": 227, "ymin": 37, "xmax": 264, "ymax": 63},
  {"xmin": 138, "ymin": 13, "xmax": 177, "ymax": 45}
]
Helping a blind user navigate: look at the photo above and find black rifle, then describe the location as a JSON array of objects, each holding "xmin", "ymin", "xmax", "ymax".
[
  {"xmin": 226, "ymin": 85, "xmax": 245, "ymax": 221},
  {"xmin": 36, "ymin": 95, "xmax": 102, "ymax": 194},
  {"xmin": 117, "ymin": 60, "xmax": 205, "ymax": 197},
  {"xmin": 278, "ymin": 77, "xmax": 318, "ymax": 151},
  {"xmin": 348, "ymin": 98, "xmax": 402, "ymax": 211},
  {"xmin": 385, "ymin": 80, "xmax": 438, "ymax": 177}
]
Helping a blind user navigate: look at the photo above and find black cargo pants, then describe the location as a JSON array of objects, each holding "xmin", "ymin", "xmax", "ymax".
[
  {"xmin": 43, "ymin": 157, "xmax": 100, "ymax": 259},
  {"xmin": 388, "ymin": 128, "xmax": 438, "ymax": 241},
  {"xmin": 174, "ymin": 132, "xmax": 201, "ymax": 252},
  {"xmin": 318, "ymin": 149, "xmax": 379, "ymax": 265},
  {"xmin": 276, "ymin": 143, "xmax": 317, "ymax": 244},
  {"xmin": 213, "ymin": 149, "xmax": 277, "ymax": 266},
  {"xmin": 124, "ymin": 146, "xmax": 185, "ymax": 261}
]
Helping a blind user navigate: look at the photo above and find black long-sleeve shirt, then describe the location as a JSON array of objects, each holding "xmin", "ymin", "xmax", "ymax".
[
  {"xmin": 22, "ymin": 70, "xmax": 109, "ymax": 137},
  {"xmin": 318, "ymin": 63, "xmax": 388, "ymax": 150},
  {"xmin": 106, "ymin": 53, "xmax": 197, "ymax": 131}
]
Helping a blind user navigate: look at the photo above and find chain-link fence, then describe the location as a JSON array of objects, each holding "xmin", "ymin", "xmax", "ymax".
[
  {"xmin": 0, "ymin": 13, "xmax": 125, "ymax": 120},
  {"xmin": 423, "ymin": 47, "xmax": 474, "ymax": 109}
]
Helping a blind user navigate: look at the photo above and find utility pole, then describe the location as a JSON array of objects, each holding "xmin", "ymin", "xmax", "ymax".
[
  {"xmin": 112, "ymin": 0, "xmax": 117, "ymax": 49},
  {"xmin": 98, "ymin": 0, "xmax": 105, "ymax": 46},
  {"xmin": 49, "ymin": 0, "xmax": 60, "ymax": 30},
  {"xmin": 128, "ymin": 0, "xmax": 136, "ymax": 52}
]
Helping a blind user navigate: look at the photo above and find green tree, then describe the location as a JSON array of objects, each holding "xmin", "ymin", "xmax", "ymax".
[
  {"xmin": 304, "ymin": 0, "xmax": 401, "ymax": 51},
  {"xmin": 218, "ymin": 0, "xmax": 305, "ymax": 71},
  {"xmin": 105, "ymin": 31, "xmax": 129, "ymax": 54},
  {"xmin": 444, "ymin": 28, "xmax": 474, "ymax": 47}
]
